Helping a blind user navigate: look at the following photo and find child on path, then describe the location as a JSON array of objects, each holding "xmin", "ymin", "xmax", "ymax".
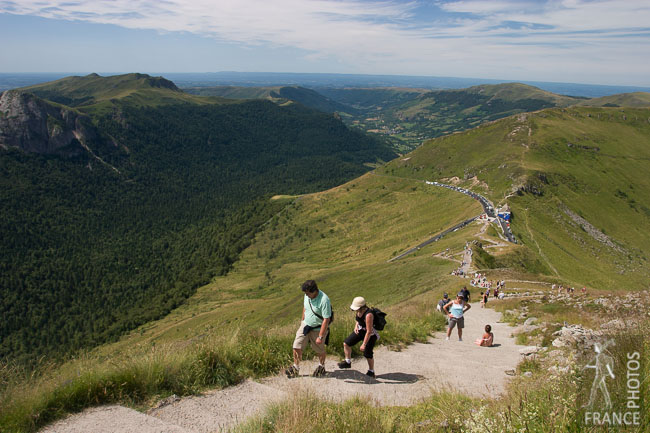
[{"xmin": 475, "ymin": 325, "xmax": 494, "ymax": 347}]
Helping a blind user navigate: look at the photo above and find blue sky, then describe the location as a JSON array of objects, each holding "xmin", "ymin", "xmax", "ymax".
[{"xmin": 1, "ymin": 0, "xmax": 649, "ymax": 86}]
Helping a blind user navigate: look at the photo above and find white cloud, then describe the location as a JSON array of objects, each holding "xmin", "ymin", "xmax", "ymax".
[{"xmin": 2, "ymin": 0, "xmax": 650, "ymax": 84}]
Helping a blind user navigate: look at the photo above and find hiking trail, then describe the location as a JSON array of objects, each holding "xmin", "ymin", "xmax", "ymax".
[{"xmin": 41, "ymin": 304, "xmax": 521, "ymax": 433}]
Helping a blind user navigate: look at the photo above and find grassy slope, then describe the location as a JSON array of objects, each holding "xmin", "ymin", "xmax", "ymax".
[
  {"xmin": 184, "ymin": 85, "xmax": 350, "ymax": 114},
  {"xmin": 183, "ymin": 86, "xmax": 284, "ymax": 99},
  {"xmin": 380, "ymin": 107, "xmax": 650, "ymax": 290},
  {"xmin": 95, "ymin": 173, "xmax": 482, "ymax": 355},
  {"xmin": 578, "ymin": 92, "xmax": 650, "ymax": 107}
]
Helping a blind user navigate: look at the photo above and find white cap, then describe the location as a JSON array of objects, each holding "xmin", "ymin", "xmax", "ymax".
[{"xmin": 350, "ymin": 296, "xmax": 366, "ymax": 311}]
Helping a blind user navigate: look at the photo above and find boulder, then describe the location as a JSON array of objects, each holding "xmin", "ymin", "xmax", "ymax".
[{"xmin": 524, "ymin": 317, "xmax": 538, "ymax": 326}]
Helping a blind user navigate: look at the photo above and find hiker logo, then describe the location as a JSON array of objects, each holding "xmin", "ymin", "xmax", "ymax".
[
  {"xmin": 582, "ymin": 339, "xmax": 643, "ymax": 427},
  {"xmin": 583, "ymin": 340, "xmax": 616, "ymax": 409}
]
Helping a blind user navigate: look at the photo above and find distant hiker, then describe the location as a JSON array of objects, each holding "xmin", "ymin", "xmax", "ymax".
[
  {"xmin": 338, "ymin": 297, "xmax": 380, "ymax": 378},
  {"xmin": 475, "ymin": 324, "xmax": 494, "ymax": 347},
  {"xmin": 494, "ymin": 287, "xmax": 499, "ymax": 299},
  {"xmin": 437, "ymin": 293, "xmax": 450, "ymax": 312},
  {"xmin": 285, "ymin": 280, "xmax": 332, "ymax": 378},
  {"xmin": 443, "ymin": 294, "xmax": 471, "ymax": 341},
  {"xmin": 459, "ymin": 286, "xmax": 470, "ymax": 303}
]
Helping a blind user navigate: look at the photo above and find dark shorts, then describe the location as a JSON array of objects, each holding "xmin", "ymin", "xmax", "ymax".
[{"xmin": 344, "ymin": 330, "xmax": 378, "ymax": 359}]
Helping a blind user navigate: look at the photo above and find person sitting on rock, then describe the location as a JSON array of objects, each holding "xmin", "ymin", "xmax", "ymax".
[
  {"xmin": 475, "ymin": 324, "xmax": 494, "ymax": 347},
  {"xmin": 338, "ymin": 297, "xmax": 379, "ymax": 378}
]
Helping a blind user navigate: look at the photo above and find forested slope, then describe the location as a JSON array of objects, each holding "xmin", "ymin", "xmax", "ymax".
[{"xmin": 0, "ymin": 80, "xmax": 395, "ymax": 364}]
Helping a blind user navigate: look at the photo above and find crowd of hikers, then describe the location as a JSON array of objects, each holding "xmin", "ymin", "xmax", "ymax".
[{"xmin": 285, "ymin": 280, "xmax": 493, "ymax": 380}]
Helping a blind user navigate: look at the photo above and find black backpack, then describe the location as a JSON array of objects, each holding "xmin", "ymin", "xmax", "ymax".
[{"xmin": 371, "ymin": 308, "xmax": 387, "ymax": 330}]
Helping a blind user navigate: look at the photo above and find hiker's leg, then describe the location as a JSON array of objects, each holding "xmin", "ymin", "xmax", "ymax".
[
  {"xmin": 293, "ymin": 348, "xmax": 302, "ymax": 366},
  {"xmin": 343, "ymin": 342, "xmax": 352, "ymax": 360},
  {"xmin": 364, "ymin": 335, "xmax": 377, "ymax": 371},
  {"xmin": 310, "ymin": 329, "xmax": 327, "ymax": 366},
  {"xmin": 292, "ymin": 322, "xmax": 308, "ymax": 367},
  {"xmin": 458, "ymin": 328, "xmax": 463, "ymax": 339},
  {"xmin": 343, "ymin": 331, "xmax": 364, "ymax": 361},
  {"xmin": 447, "ymin": 318, "xmax": 456, "ymax": 336}
]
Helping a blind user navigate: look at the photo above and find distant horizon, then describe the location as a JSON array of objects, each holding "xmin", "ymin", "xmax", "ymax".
[
  {"xmin": 2, "ymin": 71, "xmax": 650, "ymax": 99},
  {"xmin": 2, "ymin": 70, "xmax": 650, "ymax": 88}
]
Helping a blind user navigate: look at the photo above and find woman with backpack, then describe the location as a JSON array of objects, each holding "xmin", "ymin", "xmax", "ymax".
[{"xmin": 338, "ymin": 296, "xmax": 383, "ymax": 378}]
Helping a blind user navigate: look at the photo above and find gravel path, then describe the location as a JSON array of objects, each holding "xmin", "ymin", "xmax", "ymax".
[{"xmin": 41, "ymin": 304, "xmax": 520, "ymax": 433}]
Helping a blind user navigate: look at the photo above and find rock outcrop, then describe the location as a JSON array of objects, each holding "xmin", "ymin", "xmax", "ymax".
[{"xmin": 0, "ymin": 90, "xmax": 98, "ymax": 157}]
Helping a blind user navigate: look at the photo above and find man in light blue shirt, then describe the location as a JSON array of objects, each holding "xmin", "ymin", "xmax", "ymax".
[{"xmin": 285, "ymin": 280, "xmax": 332, "ymax": 378}]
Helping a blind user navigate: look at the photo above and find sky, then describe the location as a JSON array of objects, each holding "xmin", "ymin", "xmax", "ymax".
[{"xmin": 1, "ymin": 0, "xmax": 649, "ymax": 86}]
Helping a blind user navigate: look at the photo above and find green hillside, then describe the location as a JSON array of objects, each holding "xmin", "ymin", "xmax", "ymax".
[
  {"xmin": 317, "ymin": 87, "xmax": 427, "ymax": 110},
  {"xmin": 0, "ymin": 75, "xmax": 396, "ymax": 364},
  {"xmin": 577, "ymin": 91, "xmax": 650, "ymax": 107},
  {"xmin": 380, "ymin": 106, "xmax": 650, "ymax": 289},
  {"xmin": 184, "ymin": 85, "xmax": 349, "ymax": 113},
  {"xmin": 21, "ymin": 73, "xmax": 225, "ymax": 114},
  {"xmin": 322, "ymin": 83, "xmax": 583, "ymax": 151}
]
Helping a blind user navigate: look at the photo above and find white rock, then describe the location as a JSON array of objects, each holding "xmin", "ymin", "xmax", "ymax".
[
  {"xmin": 552, "ymin": 338, "xmax": 567, "ymax": 347},
  {"xmin": 519, "ymin": 346, "xmax": 540, "ymax": 356},
  {"xmin": 524, "ymin": 317, "xmax": 538, "ymax": 326}
]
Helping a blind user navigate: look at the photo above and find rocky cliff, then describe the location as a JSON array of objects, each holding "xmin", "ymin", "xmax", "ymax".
[{"xmin": 0, "ymin": 90, "xmax": 98, "ymax": 157}]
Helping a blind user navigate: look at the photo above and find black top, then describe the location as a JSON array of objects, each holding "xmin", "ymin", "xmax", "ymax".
[{"xmin": 355, "ymin": 308, "xmax": 372, "ymax": 330}]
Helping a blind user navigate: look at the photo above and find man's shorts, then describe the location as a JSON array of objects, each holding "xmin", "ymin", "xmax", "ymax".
[
  {"xmin": 344, "ymin": 330, "xmax": 377, "ymax": 359},
  {"xmin": 448, "ymin": 316, "xmax": 465, "ymax": 330},
  {"xmin": 292, "ymin": 321, "xmax": 327, "ymax": 355}
]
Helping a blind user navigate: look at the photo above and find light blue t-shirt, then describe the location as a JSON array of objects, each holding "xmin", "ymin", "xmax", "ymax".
[
  {"xmin": 449, "ymin": 302, "xmax": 464, "ymax": 318},
  {"xmin": 304, "ymin": 290, "xmax": 332, "ymax": 327}
]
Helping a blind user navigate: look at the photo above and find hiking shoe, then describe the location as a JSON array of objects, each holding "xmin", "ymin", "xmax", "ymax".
[
  {"xmin": 312, "ymin": 365, "xmax": 326, "ymax": 377},
  {"xmin": 285, "ymin": 365, "xmax": 299, "ymax": 379},
  {"xmin": 366, "ymin": 370, "xmax": 376, "ymax": 378},
  {"xmin": 338, "ymin": 361, "xmax": 352, "ymax": 369}
]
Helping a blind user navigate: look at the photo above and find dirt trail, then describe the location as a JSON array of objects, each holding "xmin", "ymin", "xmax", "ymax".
[{"xmin": 41, "ymin": 304, "xmax": 520, "ymax": 433}]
